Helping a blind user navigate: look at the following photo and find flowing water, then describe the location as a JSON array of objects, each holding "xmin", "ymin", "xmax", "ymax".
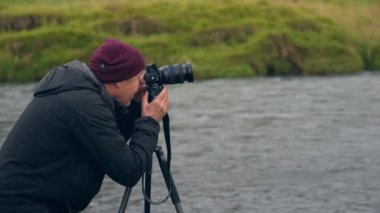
[{"xmin": 1, "ymin": 73, "xmax": 380, "ymax": 213}]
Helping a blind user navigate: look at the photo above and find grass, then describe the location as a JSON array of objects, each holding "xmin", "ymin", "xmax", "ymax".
[{"xmin": 0, "ymin": 0, "xmax": 379, "ymax": 81}]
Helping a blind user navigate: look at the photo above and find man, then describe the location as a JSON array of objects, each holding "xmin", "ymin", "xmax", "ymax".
[{"xmin": 0, "ymin": 38, "xmax": 169, "ymax": 212}]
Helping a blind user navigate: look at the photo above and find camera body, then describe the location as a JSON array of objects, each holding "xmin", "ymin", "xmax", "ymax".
[{"xmin": 144, "ymin": 63, "xmax": 193, "ymax": 102}]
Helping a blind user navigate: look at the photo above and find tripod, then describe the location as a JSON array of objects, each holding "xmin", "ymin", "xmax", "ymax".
[{"xmin": 118, "ymin": 115, "xmax": 184, "ymax": 213}]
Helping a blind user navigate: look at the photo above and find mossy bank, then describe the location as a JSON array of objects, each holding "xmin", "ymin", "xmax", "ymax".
[{"xmin": 0, "ymin": 0, "xmax": 379, "ymax": 81}]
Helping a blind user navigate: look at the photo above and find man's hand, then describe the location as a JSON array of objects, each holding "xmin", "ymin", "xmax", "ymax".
[
  {"xmin": 133, "ymin": 74, "xmax": 146, "ymax": 103},
  {"xmin": 133, "ymin": 89, "xmax": 145, "ymax": 103},
  {"xmin": 141, "ymin": 86, "xmax": 169, "ymax": 122}
]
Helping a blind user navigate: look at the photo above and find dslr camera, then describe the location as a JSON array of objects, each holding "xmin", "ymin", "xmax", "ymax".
[{"xmin": 144, "ymin": 63, "xmax": 194, "ymax": 102}]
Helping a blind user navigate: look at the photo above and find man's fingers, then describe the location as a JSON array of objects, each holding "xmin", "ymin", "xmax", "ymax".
[
  {"xmin": 141, "ymin": 86, "xmax": 169, "ymax": 122},
  {"xmin": 142, "ymin": 91, "xmax": 148, "ymax": 105},
  {"xmin": 156, "ymin": 86, "xmax": 168, "ymax": 101}
]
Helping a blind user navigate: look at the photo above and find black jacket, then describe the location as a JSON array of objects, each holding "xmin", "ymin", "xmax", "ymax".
[{"xmin": 0, "ymin": 60, "xmax": 159, "ymax": 212}]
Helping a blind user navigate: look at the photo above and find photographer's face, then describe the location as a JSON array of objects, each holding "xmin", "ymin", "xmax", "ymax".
[{"xmin": 105, "ymin": 70, "xmax": 145, "ymax": 106}]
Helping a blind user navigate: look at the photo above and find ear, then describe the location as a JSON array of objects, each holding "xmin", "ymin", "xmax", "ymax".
[
  {"xmin": 104, "ymin": 82, "xmax": 119, "ymax": 96},
  {"xmin": 114, "ymin": 81, "xmax": 123, "ymax": 89},
  {"xmin": 116, "ymin": 79, "xmax": 132, "ymax": 88},
  {"xmin": 104, "ymin": 82, "xmax": 119, "ymax": 89}
]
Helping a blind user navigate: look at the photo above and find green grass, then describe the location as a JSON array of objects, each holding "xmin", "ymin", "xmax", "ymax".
[{"xmin": 0, "ymin": 0, "xmax": 379, "ymax": 81}]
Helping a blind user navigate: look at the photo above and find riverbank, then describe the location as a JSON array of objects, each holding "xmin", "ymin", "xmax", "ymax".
[
  {"xmin": 0, "ymin": 0, "xmax": 379, "ymax": 81},
  {"xmin": 2, "ymin": 74, "xmax": 380, "ymax": 212}
]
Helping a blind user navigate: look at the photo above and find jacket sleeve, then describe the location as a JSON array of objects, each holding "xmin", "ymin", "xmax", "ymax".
[
  {"xmin": 114, "ymin": 100, "xmax": 142, "ymax": 141},
  {"xmin": 65, "ymin": 92, "xmax": 159, "ymax": 187}
]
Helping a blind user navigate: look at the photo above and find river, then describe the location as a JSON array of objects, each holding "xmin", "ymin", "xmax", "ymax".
[{"xmin": 1, "ymin": 73, "xmax": 380, "ymax": 213}]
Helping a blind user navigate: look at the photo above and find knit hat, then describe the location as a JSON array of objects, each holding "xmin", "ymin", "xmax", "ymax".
[{"xmin": 89, "ymin": 38, "xmax": 145, "ymax": 83}]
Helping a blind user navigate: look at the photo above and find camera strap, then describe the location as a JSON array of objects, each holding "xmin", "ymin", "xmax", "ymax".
[{"xmin": 162, "ymin": 113, "xmax": 172, "ymax": 183}]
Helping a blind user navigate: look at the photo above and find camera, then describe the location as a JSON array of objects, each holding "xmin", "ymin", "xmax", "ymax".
[{"xmin": 144, "ymin": 63, "xmax": 194, "ymax": 102}]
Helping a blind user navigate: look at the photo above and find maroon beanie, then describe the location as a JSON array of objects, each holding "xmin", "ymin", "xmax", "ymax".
[{"xmin": 89, "ymin": 38, "xmax": 145, "ymax": 83}]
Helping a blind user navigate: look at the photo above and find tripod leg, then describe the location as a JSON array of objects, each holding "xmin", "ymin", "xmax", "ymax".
[
  {"xmin": 144, "ymin": 155, "xmax": 153, "ymax": 213},
  {"xmin": 155, "ymin": 147, "xmax": 184, "ymax": 213},
  {"xmin": 118, "ymin": 187, "xmax": 132, "ymax": 213}
]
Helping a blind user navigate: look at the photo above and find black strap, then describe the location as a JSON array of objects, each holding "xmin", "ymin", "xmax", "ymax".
[
  {"xmin": 163, "ymin": 114, "xmax": 171, "ymax": 180},
  {"xmin": 65, "ymin": 194, "xmax": 73, "ymax": 213}
]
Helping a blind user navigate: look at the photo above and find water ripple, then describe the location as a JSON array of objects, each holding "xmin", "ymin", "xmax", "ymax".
[{"xmin": 1, "ymin": 73, "xmax": 380, "ymax": 212}]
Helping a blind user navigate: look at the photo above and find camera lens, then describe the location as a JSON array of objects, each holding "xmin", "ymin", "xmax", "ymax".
[{"xmin": 158, "ymin": 63, "xmax": 193, "ymax": 84}]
